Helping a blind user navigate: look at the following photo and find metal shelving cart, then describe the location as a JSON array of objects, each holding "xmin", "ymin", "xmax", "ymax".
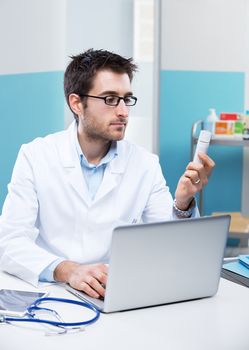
[{"xmin": 191, "ymin": 120, "xmax": 249, "ymax": 215}]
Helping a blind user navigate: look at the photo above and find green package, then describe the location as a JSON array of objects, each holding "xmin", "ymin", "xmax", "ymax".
[{"xmin": 234, "ymin": 121, "xmax": 244, "ymax": 134}]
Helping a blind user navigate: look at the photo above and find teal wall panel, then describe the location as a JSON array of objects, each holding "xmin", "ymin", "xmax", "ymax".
[
  {"xmin": 159, "ymin": 70, "xmax": 244, "ymax": 215},
  {"xmin": 0, "ymin": 71, "xmax": 64, "ymax": 210}
]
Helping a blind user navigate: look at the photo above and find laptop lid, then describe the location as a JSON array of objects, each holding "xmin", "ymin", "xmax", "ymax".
[{"xmin": 66, "ymin": 215, "xmax": 230, "ymax": 313}]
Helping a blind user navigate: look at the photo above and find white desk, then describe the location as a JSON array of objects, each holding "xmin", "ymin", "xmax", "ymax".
[{"xmin": 1, "ymin": 270, "xmax": 249, "ymax": 350}]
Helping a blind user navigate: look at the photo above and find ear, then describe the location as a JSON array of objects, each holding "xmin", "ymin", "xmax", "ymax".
[{"xmin": 68, "ymin": 94, "xmax": 84, "ymax": 116}]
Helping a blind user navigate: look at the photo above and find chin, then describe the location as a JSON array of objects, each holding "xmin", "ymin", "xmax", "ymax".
[
  {"xmin": 107, "ymin": 130, "xmax": 125, "ymax": 141},
  {"xmin": 112, "ymin": 132, "xmax": 126, "ymax": 141},
  {"xmin": 110, "ymin": 136, "xmax": 124, "ymax": 142}
]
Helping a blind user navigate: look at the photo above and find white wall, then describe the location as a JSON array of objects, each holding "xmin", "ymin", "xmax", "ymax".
[
  {"xmin": 64, "ymin": 0, "xmax": 133, "ymax": 126},
  {"xmin": 65, "ymin": 0, "xmax": 133, "ymax": 59},
  {"xmin": 0, "ymin": 0, "xmax": 157, "ymax": 153},
  {"xmin": 64, "ymin": 0, "xmax": 156, "ymax": 152},
  {"xmin": 0, "ymin": 0, "xmax": 66, "ymax": 74},
  {"xmin": 0, "ymin": 0, "xmax": 66, "ymax": 209},
  {"xmin": 161, "ymin": 0, "xmax": 247, "ymax": 71}
]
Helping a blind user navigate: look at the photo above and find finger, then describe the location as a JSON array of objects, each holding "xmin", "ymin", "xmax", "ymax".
[
  {"xmin": 184, "ymin": 169, "xmax": 201, "ymax": 185},
  {"xmin": 77, "ymin": 281, "xmax": 100, "ymax": 298},
  {"xmin": 186, "ymin": 158, "xmax": 214, "ymax": 182},
  {"xmin": 99, "ymin": 263, "xmax": 109, "ymax": 275},
  {"xmin": 93, "ymin": 263, "xmax": 108, "ymax": 275},
  {"xmin": 179, "ymin": 175, "xmax": 197, "ymax": 191},
  {"xmin": 186, "ymin": 170, "xmax": 209, "ymax": 187},
  {"xmin": 94, "ymin": 271, "xmax": 108, "ymax": 286},
  {"xmin": 91, "ymin": 264, "xmax": 108, "ymax": 284},
  {"xmin": 180, "ymin": 175, "xmax": 205, "ymax": 197},
  {"xmin": 186, "ymin": 162, "xmax": 203, "ymax": 172},
  {"xmin": 197, "ymin": 153, "xmax": 215, "ymax": 174},
  {"xmin": 85, "ymin": 276, "xmax": 106, "ymax": 297},
  {"xmin": 187, "ymin": 154, "xmax": 215, "ymax": 171},
  {"xmin": 176, "ymin": 178, "xmax": 198, "ymax": 202}
]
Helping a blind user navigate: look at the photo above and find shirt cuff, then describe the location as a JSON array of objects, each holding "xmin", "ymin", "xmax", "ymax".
[{"xmin": 39, "ymin": 258, "xmax": 65, "ymax": 282}]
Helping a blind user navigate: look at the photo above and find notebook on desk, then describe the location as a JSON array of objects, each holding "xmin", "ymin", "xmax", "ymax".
[
  {"xmin": 66, "ymin": 215, "xmax": 230, "ymax": 313},
  {"xmin": 222, "ymin": 255, "xmax": 249, "ymax": 287}
]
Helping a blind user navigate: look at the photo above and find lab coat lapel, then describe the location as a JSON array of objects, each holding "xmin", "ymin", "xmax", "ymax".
[
  {"xmin": 94, "ymin": 167, "xmax": 120, "ymax": 202},
  {"xmin": 56, "ymin": 122, "xmax": 91, "ymax": 206},
  {"xmin": 94, "ymin": 142, "xmax": 127, "ymax": 203},
  {"xmin": 67, "ymin": 164, "xmax": 91, "ymax": 206}
]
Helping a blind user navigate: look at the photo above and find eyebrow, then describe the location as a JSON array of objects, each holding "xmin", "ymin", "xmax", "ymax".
[{"xmin": 98, "ymin": 90, "xmax": 133, "ymax": 96}]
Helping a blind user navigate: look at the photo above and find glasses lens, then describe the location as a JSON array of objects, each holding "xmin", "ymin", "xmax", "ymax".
[
  {"xmin": 124, "ymin": 96, "xmax": 137, "ymax": 106},
  {"xmin": 105, "ymin": 96, "xmax": 119, "ymax": 106},
  {"xmin": 105, "ymin": 95, "xmax": 137, "ymax": 106}
]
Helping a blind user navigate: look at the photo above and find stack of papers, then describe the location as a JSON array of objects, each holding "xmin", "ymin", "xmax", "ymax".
[{"xmin": 222, "ymin": 255, "xmax": 249, "ymax": 287}]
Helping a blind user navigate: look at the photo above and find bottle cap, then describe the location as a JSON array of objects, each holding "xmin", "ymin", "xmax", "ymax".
[{"xmin": 199, "ymin": 130, "xmax": 212, "ymax": 143}]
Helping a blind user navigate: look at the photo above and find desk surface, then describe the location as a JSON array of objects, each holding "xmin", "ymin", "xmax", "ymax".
[{"xmin": 1, "ymin": 270, "xmax": 249, "ymax": 350}]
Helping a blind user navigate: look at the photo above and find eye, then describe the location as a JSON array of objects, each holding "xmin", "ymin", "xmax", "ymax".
[
  {"xmin": 124, "ymin": 96, "xmax": 137, "ymax": 106},
  {"xmin": 105, "ymin": 96, "xmax": 118, "ymax": 105},
  {"xmin": 124, "ymin": 96, "xmax": 133, "ymax": 104}
]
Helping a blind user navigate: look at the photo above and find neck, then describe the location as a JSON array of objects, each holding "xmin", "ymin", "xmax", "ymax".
[{"xmin": 77, "ymin": 131, "xmax": 111, "ymax": 165}]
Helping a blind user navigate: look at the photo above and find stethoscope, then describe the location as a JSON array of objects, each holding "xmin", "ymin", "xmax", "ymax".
[{"xmin": 0, "ymin": 297, "xmax": 100, "ymax": 335}]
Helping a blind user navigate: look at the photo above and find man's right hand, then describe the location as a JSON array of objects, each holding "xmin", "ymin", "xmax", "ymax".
[{"xmin": 54, "ymin": 260, "xmax": 108, "ymax": 299}]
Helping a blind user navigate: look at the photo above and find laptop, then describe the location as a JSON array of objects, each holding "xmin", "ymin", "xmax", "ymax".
[{"xmin": 66, "ymin": 215, "xmax": 230, "ymax": 313}]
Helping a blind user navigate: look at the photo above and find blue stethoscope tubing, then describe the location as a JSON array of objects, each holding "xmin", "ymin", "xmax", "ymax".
[{"xmin": 3, "ymin": 297, "xmax": 100, "ymax": 327}]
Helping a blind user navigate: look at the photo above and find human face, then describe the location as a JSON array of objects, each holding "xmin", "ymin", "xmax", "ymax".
[{"xmin": 78, "ymin": 70, "xmax": 132, "ymax": 142}]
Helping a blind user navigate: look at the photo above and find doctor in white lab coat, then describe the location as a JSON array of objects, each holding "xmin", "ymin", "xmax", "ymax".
[{"xmin": 0, "ymin": 49, "xmax": 214, "ymax": 299}]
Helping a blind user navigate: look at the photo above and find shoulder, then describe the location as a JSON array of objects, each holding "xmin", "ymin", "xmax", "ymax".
[
  {"xmin": 19, "ymin": 124, "xmax": 72, "ymax": 157},
  {"xmin": 110, "ymin": 140, "xmax": 160, "ymax": 175},
  {"xmin": 117, "ymin": 139, "xmax": 159, "ymax": 165}
]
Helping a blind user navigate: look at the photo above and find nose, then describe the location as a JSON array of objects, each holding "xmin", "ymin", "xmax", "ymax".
[{"xmin": 115, "ymin": 99, "xmax": 129, "ymax": 118}]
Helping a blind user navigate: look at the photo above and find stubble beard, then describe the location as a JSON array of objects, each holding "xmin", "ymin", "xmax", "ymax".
[{"xmin": 83, "ymin": 122, "xmax": 127, "ymax": 143}]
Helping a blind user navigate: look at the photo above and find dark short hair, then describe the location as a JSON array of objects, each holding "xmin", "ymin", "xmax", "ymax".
[{"xmin": 64, "ymin": 48, "xmax": 138, "ymax": 119}]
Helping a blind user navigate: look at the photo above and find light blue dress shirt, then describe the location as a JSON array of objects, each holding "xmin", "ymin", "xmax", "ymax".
[
  {"xmin": 79, "ymin": 142, "xmax": 118, "ymax": 200},
  {"xmin": 39, "ymin": 136, "xmax": 117, "ymax": 282}
]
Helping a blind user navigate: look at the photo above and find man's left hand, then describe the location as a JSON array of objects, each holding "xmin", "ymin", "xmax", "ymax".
[{"xmin": 174, "ymin": 152, "xmax": 215, "ymax": 210}]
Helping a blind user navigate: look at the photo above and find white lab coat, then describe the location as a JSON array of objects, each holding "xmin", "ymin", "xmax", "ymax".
[{"xmin": 0, "ymin": 122, "xmax": 176, "ymax": 286}]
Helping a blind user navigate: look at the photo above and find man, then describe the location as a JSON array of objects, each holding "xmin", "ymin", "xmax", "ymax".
[{"xmin": 0, "ymin": 49, "xmax": 214, "ymax": 299}]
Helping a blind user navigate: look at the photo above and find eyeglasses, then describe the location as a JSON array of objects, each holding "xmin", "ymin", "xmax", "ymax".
[{"xmin": 79, "ymin": 94, "xmax": 137, "ymax": 106}]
